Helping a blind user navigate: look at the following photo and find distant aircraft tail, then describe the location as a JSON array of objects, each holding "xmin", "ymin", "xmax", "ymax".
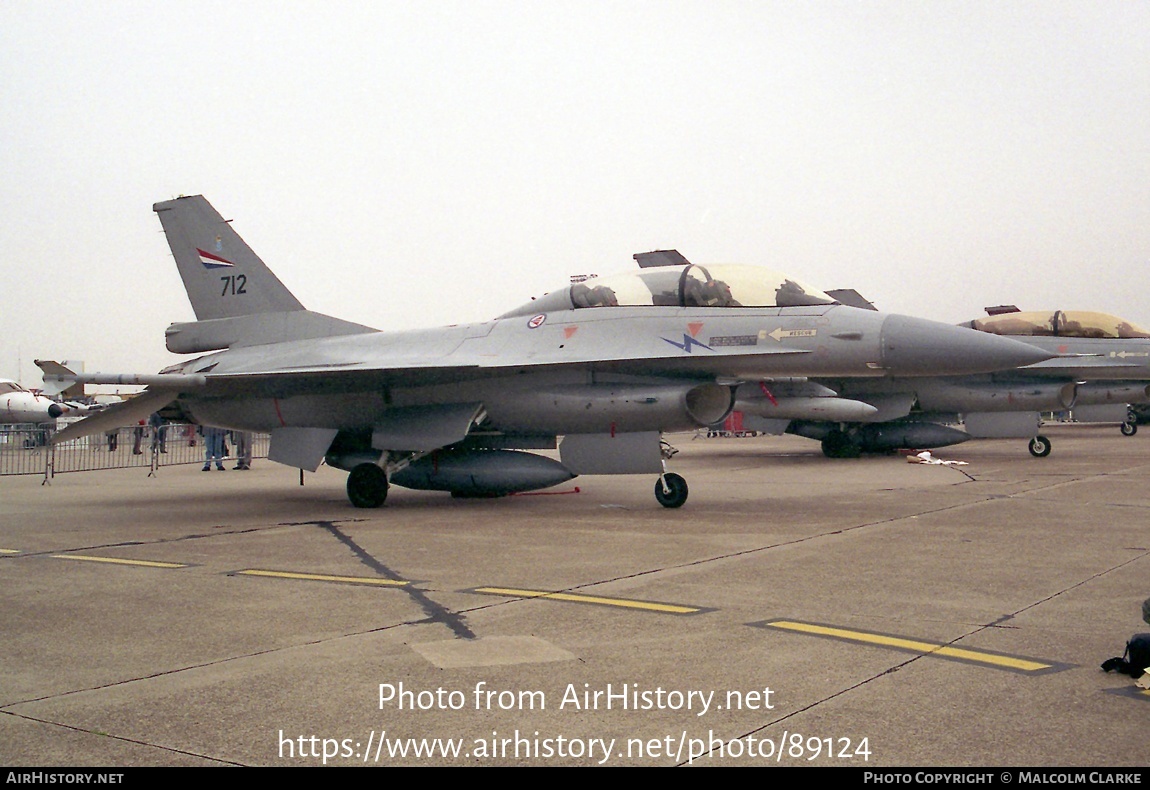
[{"xmin": 153, "ymin": 195, "xmax": 375, "ymax": 352}]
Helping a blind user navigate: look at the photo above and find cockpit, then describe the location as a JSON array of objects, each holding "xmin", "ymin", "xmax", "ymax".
[
  {"xmin": 501, "ymin": 263, "xmax": 836, "ymax": 318},
  {"xmin": 964, "ymin": 310, "xmax": 1150, "ymax": 339}
]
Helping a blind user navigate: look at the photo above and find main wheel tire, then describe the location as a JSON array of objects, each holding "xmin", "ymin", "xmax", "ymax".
[
  {"xmin": 1121, "ymin": 421, "xmax": 1137, "ymax": 437},
  {"xmin": 655, "ymin": 472, "xmax": 689, "ymax": 508},
  {"xmin": 1028, "ymin": 435, "xmax": 1052, "ymax": 458},
  {"xmin": 821, "ymin": 430, "xmax": 861, "ymax": 459},
  {"xmin": 347, "ymin": 463, "xmax": 388, "ymax": 508}
]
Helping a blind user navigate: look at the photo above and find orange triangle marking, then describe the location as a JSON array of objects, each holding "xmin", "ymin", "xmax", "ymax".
[
  {"xmin": 687, "ymin": 322, "xmax": 703, "ymax": 337},
  {"xmin": 564, "ymin": 326, "xmax": 578, "ymax": 339}
]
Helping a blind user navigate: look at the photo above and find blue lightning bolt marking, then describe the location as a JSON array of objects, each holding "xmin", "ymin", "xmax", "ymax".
[{"xmin": 662, "ymin": 334, "xmax": 714, "ymax": 353}]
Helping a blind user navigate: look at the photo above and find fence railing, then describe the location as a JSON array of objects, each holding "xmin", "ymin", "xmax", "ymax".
[{"xmin": 0, "ymin": 423, "xmax": 270, "ymax": 481}]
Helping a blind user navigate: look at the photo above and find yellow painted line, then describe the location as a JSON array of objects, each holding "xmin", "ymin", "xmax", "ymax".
[
  {"xmin": 0, "ymin": 549, "xmax": 20, "ymax": 554},
  {"xmin": 762, "ymin": 619, "xmax": 1058, "ymax": 673},
  {"xmin": 51, "ymin": 554, "xmax": 187, "ymax": 569},
  {"xmin": 472, "ymin": 586, "xmax": 703, "ymax": 615},
  {"xmin": 236, "ymin": 569, "xmax": 408, "ymax": 587}
]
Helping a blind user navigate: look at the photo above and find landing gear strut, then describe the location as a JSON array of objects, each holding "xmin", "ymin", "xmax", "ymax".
[
  {"xmin": 347, "ymin": 463, "xmax": 389, "ymax": 508},
  {"xmin": 655, "ymin": 472, "xmax": 689, "ymax": 508},
  {"xmin": 1121, "ymin": 421, "xmax": 1137, "ymax": 437},
  {"xmin": 1028, "ymin": 435, "xmax": 1051, "ymax": 458}
]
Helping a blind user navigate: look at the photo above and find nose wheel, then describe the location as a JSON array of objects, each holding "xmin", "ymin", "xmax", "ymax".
[
  {"xmin": 655, "ymin": 472, "xmax": 688, "ymax": 508},
  {"xmin": 1027, "ymin": 435, "xmax": 1051, "ymax": 458}
]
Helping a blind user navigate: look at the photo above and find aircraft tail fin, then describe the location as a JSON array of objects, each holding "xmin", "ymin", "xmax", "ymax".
[
  {"xmin": 154, "ymin": 196, "xmax": 377, "ymax": 352},
  {"xmin": 153, "ymin": 195, "xmax": 305, "ymax": 321}
]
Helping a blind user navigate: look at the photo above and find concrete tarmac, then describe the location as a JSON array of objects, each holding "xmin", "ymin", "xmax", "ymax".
[{"xmin": 1, "ymin": 426, "xmax": 1147, "ymax": 766}]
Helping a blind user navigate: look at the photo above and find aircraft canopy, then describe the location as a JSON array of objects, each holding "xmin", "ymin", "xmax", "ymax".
[
  {"xmin": 501, "ymin": 264, "xmax": 835, "ymax": 318},
  {"xmin": 967, "ymin": 310, "xmax": 1150, "ymax": 339}
]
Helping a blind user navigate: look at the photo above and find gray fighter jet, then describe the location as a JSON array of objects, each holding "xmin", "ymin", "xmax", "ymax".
[
  {"xmin": 737, "ymin": 307, "xmax": 1150, "ymax": 458},
  {"xmin": 41, "ymin": 196, "xmax": 1054, "ymax": 507}
]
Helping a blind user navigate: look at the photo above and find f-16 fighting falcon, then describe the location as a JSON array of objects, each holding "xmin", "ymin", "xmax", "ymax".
[
  {"xmin": 736, "ymin": 306, "xmax": 1150, "ymax": 458},
  {"xmin": 40, "ymin": 196, "xmax": 1054, "ymax": 508}
]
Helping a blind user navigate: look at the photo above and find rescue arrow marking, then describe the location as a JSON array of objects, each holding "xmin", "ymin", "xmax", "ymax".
[{"xmin": 762, "ymin": 328, "xmax": 818, "ymax": 342}]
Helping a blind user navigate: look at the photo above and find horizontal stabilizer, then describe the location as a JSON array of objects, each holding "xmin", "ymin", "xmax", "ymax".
[
  {"xmin": 165, "ymin": 310, "xmax": 377, "ymax": 354},
  {"xmin": 51, "ymin": 390, "xmax": 177, "ymax": 444}
]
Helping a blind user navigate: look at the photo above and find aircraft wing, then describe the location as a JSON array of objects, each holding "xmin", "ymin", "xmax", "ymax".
[
  {"xmin": 192, "ymin": 347, "xmax": 813, "ymax": 387},
  {"xmin": 40, "ymin": 342, "xmax": 813, "ymax": 443},
  {"xmin": 45, "ymin": 345, "xmax": 812, "ymax": 404}
]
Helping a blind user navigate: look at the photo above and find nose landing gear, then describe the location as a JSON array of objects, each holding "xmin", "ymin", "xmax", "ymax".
[
  {"xmin": 1027, "ymin": 435, "xmax": 1051, "ymax": 458},
  {"xmin": 655, "ymin": 472, "xmax": 689, "ymax": 508}
]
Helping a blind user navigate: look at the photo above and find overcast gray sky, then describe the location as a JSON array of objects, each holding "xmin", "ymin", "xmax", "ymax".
[{"xmin": 2, "ymin": 1, "xmax": 1148, "ymax": 386}]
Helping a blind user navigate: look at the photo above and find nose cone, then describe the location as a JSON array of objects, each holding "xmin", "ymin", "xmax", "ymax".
[{"xmin": 880, "ymin": 314, "xmax": 1054, "ymax": 375}]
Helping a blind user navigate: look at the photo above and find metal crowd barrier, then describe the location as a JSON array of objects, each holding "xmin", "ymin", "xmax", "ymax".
[{"xmin": 0, "ymin": 423, "xmax": 270, "ymax": 482}]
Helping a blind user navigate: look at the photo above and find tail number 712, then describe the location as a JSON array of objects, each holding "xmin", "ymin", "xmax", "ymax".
[{"xmin": 221, "ymin": 274, "xmax": 248, "ymax": 296}]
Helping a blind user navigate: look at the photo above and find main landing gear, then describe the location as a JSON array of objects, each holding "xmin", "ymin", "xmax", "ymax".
[
  {"xmin": 1027, "ymin": 435, "xmax": 1051, "ymax": 458},
  {"xmin": 821, "ymin": 429, "xmax": 861, "ymax": 459},
  {"xmin": 347, "ymin": 463, "xmax": 389, "ymax": 508},
  {"xmin": 1121, "ymin": 421, "xmax": 1138, "ymax": 437}
]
